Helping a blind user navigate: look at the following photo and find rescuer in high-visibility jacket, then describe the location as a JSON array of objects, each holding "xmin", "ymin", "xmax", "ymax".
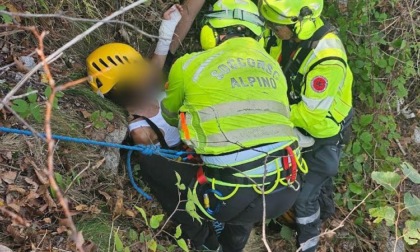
[
  {"xmin": 161, "ymin": 0, "xmax": 308, "ymax": 251},
  {"xmin": 259, "ymin": 0, "xmax": 354, "ymax": 251}
]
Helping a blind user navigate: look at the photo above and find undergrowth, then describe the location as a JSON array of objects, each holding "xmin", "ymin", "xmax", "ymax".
[{"xmin": 0, "ymin": 0, "xmax": 419, "ymax": 251}]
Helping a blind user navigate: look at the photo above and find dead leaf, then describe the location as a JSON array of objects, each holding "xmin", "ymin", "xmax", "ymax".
[
  {"xmin": 98, "ymin": 190, "xmax": 111, "ymax": 202},
  {"xmin": 7, "ymin": 185, "xmax": 26, "ymax": 194},
  {"xmin": 34, "ymin": 169, "xmax": 49, "ymax": 185},
  {"xmin": 43, "ymin": 190, "xmax": 57, "ymax": 208},
  {"xmin": 13, "ymin": 56, "xmax": 29, "ymax": 73},
  {"xmin": 125, "ymin": 209, "xmax": 135, "ymax": 218},
  {"xmin": 88, "ymin": 205, "xmax": 101, "ymax": 214},
  {"xmin": 81, "ymin": 110, "xmax": 91, "ymax": 119},
  {"xmin": 56, "ymin": 226, "xmax": 68, "ymax": 234},
  {"xmin": 1, "ymin": 171, "xmax": 17, "ymax": 184},
  {"xmin": 25, "ymin": 191, "xmax": 40, "ymax": 201},
  {"xmin": 24, "ymin": 177, "xmax": 39, "ymax": 191},
  {"xmin": 6, "ymin": 225, "xmax": 25, "ymax": 243},
  {"xmin": 113, "ymin": 190, "xmax": 124, "ymax": 217},
  {"xmin": 82, "ymin": 241, "xmax": 98, "ymax": 252},
  {"xmin": 75, "ymin": 204, "xmax": 89, "ymax": 211},
  {"xmin": 40, "ymin": 72, "xmax": 49, "ymax": 84},
  {"xmin": 5, "ymin": 3, "xmax": 21, "ymax": 23},
  {"xmin": 7, "ymin": 203, "xmax": 21, "ymax": 213},
  {"xmin": 43, "ymin": 217, "xmax": 51, "ymax": 224}
]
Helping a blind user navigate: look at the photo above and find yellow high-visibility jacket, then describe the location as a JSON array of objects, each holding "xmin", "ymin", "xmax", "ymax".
[
  {"xmin": 161, "ymin": 37, "xmax": 297, "ymax": 155},
  {"xmin": 266, "ymin": 25, "xmax": 353, "ymax": 138}
]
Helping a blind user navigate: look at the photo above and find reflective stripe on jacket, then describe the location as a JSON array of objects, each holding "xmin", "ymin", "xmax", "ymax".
[
  {"xmin": 162, "ymin": 37, "xmax": 297, "ymax": 155},
  {"xmin": 267, "ymin": 30, "xmax": 353, "ymax": 138}
]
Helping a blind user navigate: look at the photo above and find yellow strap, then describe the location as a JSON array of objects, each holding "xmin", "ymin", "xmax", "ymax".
[
  {"xmin": 192, "ymin": 181, "xmax": 216, "ymax": 220},
  {"xmin": 212, "ymin": 178, "xmax": 239, "ymax": 201},
  {"xmin": 295, "ymin": 153, "xmax": 309, "ymax": 174}
]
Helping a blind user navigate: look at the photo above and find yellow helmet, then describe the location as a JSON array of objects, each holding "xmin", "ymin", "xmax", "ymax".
[
  {"xmin": 259, "ymin": 0, "xmax": 324, "ymax": 40},
  {"xmin": 86, "ymin": 43, "xmax": 147, "ymax": 95},
  {"xmin": 200, "ymin": 0, "xmax": 264, "ymax": 50}
]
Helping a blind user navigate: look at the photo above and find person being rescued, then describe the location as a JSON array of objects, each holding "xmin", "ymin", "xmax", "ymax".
[
  {"xmin": 85, "ymin": 4, "xmax": 223, "ymax": 251},
  {"xmin": 161, "ymin": 0, "xmax": 309, "ymax": 251}
]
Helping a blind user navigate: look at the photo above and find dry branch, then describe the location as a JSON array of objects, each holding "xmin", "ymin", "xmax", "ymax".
[{"xmin": 0, "ymin": 0, "xmax": 149, "ymax": 111}]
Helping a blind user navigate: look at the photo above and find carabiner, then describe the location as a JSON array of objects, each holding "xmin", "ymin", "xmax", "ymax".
[{"xmin": 288, "ymin": 179, "xmax": 300, "ymax": 191}]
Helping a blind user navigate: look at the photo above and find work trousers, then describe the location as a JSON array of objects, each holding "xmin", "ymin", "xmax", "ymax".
[
  {"xmin": 137, "ymin": 153, "xmax": 301, "ymax": 252},
  {"xmin": 196, "ymin": 177, "xmax": 301, "ymax": 252},
  {"xmin": 137, "ymin": 154, "xmax": 219, "ymax": 250},
  {"xmin": 294, "ymin": 138, "xmax": 342, "ymax": 252}
]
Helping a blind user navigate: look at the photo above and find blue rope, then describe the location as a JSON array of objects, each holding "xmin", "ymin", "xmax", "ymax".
[
  {"xmin": 126, "ymin": 149, "xmax": 152, "ymax": 200},
  {"xmin": 0, "ymin": 126, "xmax": 192, "ymax": 200}
]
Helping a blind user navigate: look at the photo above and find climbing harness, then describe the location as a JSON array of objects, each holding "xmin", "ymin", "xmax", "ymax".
[
  {"xmin": 189, "ymin": 142, "xmax": 308, "ymax": 218},
  {"xmin": 0, "ymin": 126, "xmax": 192, "ymax": 200}
]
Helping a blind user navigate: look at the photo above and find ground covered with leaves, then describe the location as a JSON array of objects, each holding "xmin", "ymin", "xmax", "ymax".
[{"xmin": 0, "ymin": 0, "xmax": 419, "ymax": 251}]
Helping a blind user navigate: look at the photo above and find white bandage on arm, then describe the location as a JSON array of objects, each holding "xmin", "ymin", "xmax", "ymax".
[{"xmin": 154, "ymin": 6, "xmax": 182, "ymax": 55}]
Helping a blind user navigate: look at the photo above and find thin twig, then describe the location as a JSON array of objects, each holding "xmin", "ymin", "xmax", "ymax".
[
  {"xmin": 0, "ymin": 10, "xmax": 160, "ymax": 40},
  {"xmin": 261, "ymin": 155, "xmax": 272, "ymax": 252},
  {"xmin": 0, "ymin": 207, "xmax": 30, "ymax": 227},
  {"xmin": 9, "ymin": 90, "xmax": 38, "ymax": 100},
  {"xmin": 64, "ymin": 161, "xmax": 90, "ymax": 194},
  {"xmin": 0, "ymin": 51, "xmax": 37, "ymax": 72},
  {"xmin": 153, "ymin": 190, "xmax": 182, "ymax": 239},
  {"xmin": 0, "ymin": 0, "xmax": 149, "ymax": 111}
]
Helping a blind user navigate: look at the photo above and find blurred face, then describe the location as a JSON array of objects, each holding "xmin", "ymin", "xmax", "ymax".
[{"xmin": 266, "ymin": 21, "xmax": 294, "ymax": 40}]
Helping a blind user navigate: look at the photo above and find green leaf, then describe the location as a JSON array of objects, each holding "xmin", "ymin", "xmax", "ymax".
[
  {"xmin": 352, "ymin": 141, "xmax": 361, "ymax": 155},
  {"xmin": 56, "ymin": 91, "xmax": 64, "ymax": 98},
  {"xmin": 147, "ymin": 239, "xmax": 157, "ymax": 252},
  {"xmin": 178, "ymin": 183, "xmax": 186, "ymax": 191},
  {"xmin": 139, "ymin": 231, "xmax": 146, "ymax": 243},
  {"xmin": 349, "ymin": 183, "xmax": 363, "ymax": 195},
  {"xmin": 401, "ymin": 162, "xmax": 420, "ymax": 183},
  {"xmin": 0, "ymin": 5, "xmax": 13, "ymax": 24},
  {"xmin": 404, "ymin": 193, "xmax": 420, "ymax": 217},
  {"xmin": 359, "ymin": 114, "xmax": 373, "ymax": 126},
  {"xmin": 12, "ymin": 99, "xmax": 29, "ymax": 113},
  {"xmin": 114, "ymin": 232, "xmax": 124, "ymax": 252},
  {"xmin": 91, "ymin": 111, "xmax": 100, "ymax": 121},
  {"xmin": 280, "ymin": 225, "xmax": 293, "ymax": 240},
  {"xmin": 185, "ymin": 200, "xmax": 203, "ymax": 224},
  {"xmin": 27, "ymin": 88, "xmax": 38, "ymax": 103},
  {"xmin": 128, "ymin": 229, "xmax": 138, "ymax": 242},
  {"xmin": 174, "ymin": 224, "xmax": 182, "ymax": 239},
  {"xmin": 175, "ymin": 171, "xmax": 186, "ymax": 191},
  {"xmin": 106, "ymin": 112, "xmax": 114, "ymax": 120},
  {"xmin": 369, "ymin": 206, "xmax": 395, "ymax": 226},
  {"xmin": 371, "ymin": 171, "xmax": 400, "ymax": 191},
  {"xmin": 359, "ymin": 132, "xmax": 373, "ymax": 144},
  {"xmin": 150, "ymin": 214, "xmax": 164, "ymax": 229},
  {"xmin": 135, "ymin": 206, "xmax": 148, "ymax": 226},
  {"xmin": 403, "ymin": 220, "xmax": 420, "ymax": 245},
  {"xmin": 101, "ymin": 111, "xmax": 107, "ymax": 117},
  {"xmin": 54, "ymin": 172, "xmax": 64, "ymax": 188},
  {"xmin": 30, "ymin": 103, "xmax": 42, "ymax": 123},
  {"xmin": 124, "ymin": 247, "xmax": 130, "ymax": 252},
  {"xmin": 177, "ymin": 238, "xmax": 189, "ymax": 252},
  {"xmin": 44, "ymin": 86, "xmax": 52, "ymax": 98},
  {"xmin": 94, "ymin": 121, "xmax": 106, "ymax": 129}
]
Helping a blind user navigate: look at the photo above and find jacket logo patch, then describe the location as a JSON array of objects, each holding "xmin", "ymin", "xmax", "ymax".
[{"xmin": 311, "ymin": 76, "xmax": 328, "ymax": 93}]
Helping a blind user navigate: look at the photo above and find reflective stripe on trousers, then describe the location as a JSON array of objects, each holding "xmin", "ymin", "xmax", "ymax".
[
  {"xmin": 300, "ymin": 236, "xmax": 320, "ymax": 251},
  {"xmin": 296, "ymin": 208, "xmax": 320, "ymax": 225}
]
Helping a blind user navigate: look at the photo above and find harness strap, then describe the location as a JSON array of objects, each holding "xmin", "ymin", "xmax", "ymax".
[
  {"xmin": 132, "ymin": 114, "xmax": 169, "ymax": 149},
  {"xmin": 203, "ymin": 142, "xmax": 300, "ymax": 186},
  {"xmin": 281, "ymin": 21, "xmax": 335, "ymax": 103}
]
